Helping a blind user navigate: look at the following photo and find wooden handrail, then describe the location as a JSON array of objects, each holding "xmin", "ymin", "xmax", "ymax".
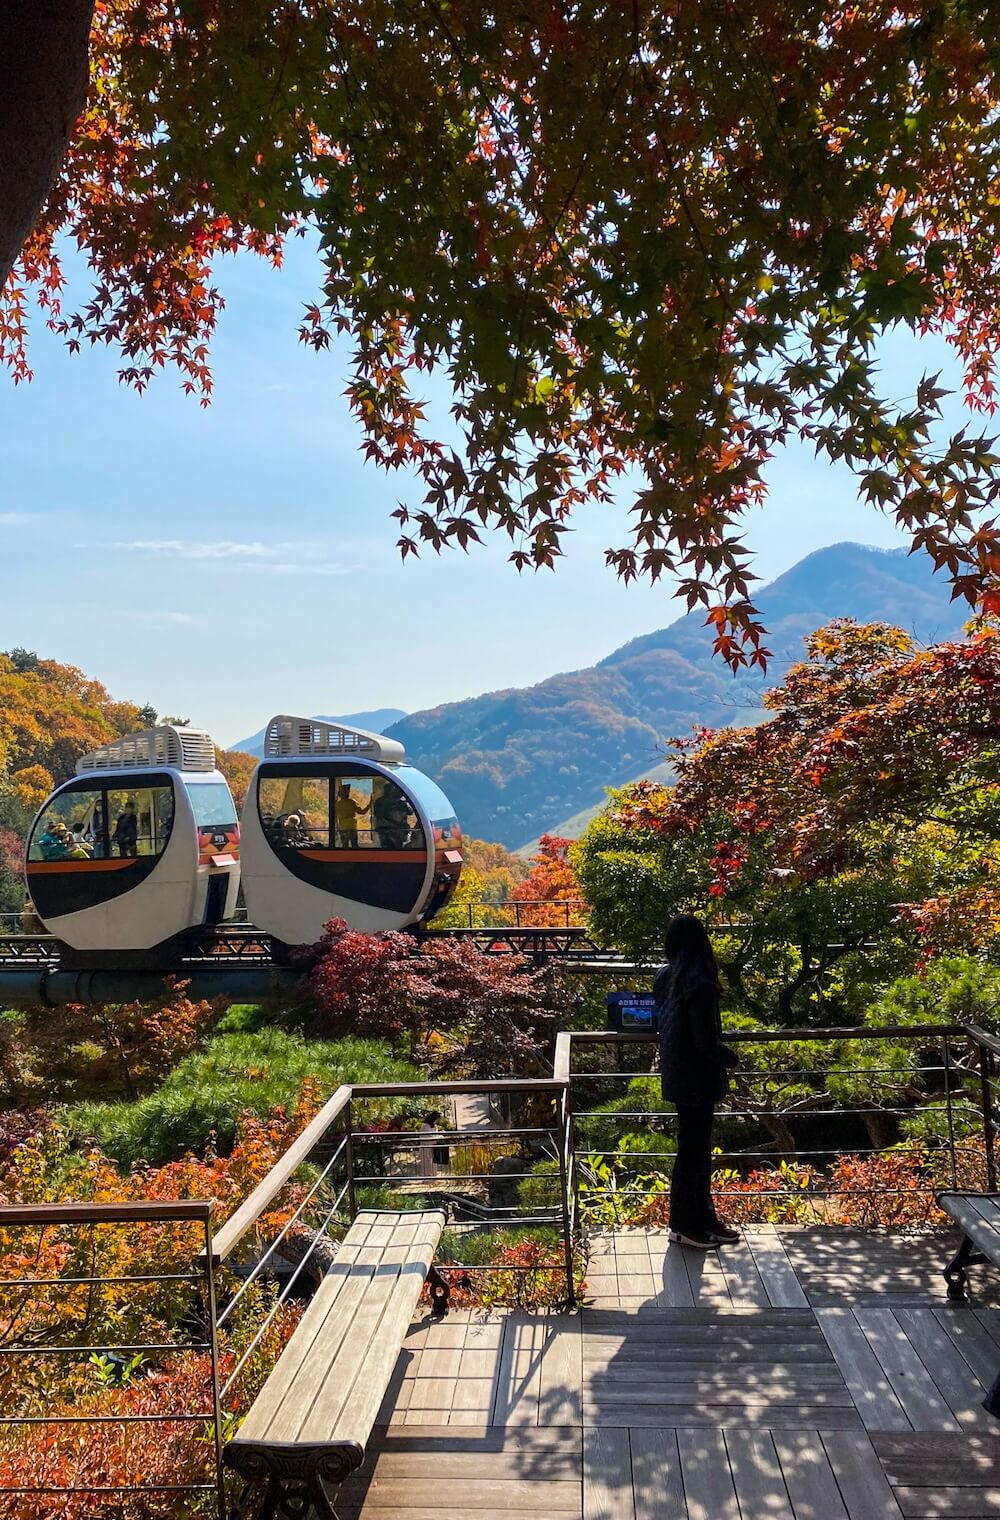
[
  {"xmin": 565, "ymin": 1023, "xmax": 964, "ymax": 1044},
  {"xmin": 211, "ymin": 1084, "xmax": 352, "ymax": 1264},
  {"xmin": 0, "ymin": 1200, "xmax": 214, "ymax": 1225},
  {"xmin": 351, "ymin": 1078, "xmax": 564, "ymax": 1097},
  {"xmin": 964, "ymin": 1023, "xmax": 1000, "ymax": 1060}
]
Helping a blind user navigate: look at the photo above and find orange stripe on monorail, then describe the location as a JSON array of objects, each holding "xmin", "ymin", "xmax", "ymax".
[
  {"xmin": 27, "ymin": 859, "xmax": 138, "ymax": 874},
  {"xmin": 292, "ymin": 849, "xmax": 429, "ymax": 864}
]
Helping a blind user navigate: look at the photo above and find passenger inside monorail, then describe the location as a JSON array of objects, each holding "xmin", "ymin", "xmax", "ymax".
[
  {"xmin": 257, "ymin": 774, "xmax": 425, "ymax": 851},
  {"xmin": 28, "ymin": 785, "xmax": 175, "ymax": 863}
]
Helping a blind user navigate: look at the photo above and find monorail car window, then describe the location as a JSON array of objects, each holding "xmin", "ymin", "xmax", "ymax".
[
  {"xmin": 371, "ymin": 776, "xmax": 421, "ymax": 850},
  {"xmin": 258, "ymin": 775, "xmax": 332, "ymax": 849},
  {"xmin": 334, "ymin": 777, "xmax": 374, "ymax": 848},
  {"xmin": 396, "ymin": 767, "xmax": 461, "ymax": 848},
  {"xmin": 28, "ymin": 781, "xmax": 174, "ymax": 863},
  {"xmin": 257, "ymin": 770, "xmax": 428, "ymax": 853},
  {"xmin": 188, "ymin": 781, "xmax": 238, "ymax": 828}
]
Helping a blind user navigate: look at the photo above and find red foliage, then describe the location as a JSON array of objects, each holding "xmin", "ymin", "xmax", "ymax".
[
  {"xmin": 606, "ymin": 620, "xmax": 1000, "ymax": 952},
  {"xmin": 305, "ymin": 919, "xmax": 556, "ymax": 1075},
  {"xmin": 510, "ymin": 836, "xmax": 587, "ymax": 926}
]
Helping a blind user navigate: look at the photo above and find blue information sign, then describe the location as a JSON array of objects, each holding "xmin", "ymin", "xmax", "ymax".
[{"xmin": 606, "ymin": 988, "xmax": 658, "ymax": 1032}]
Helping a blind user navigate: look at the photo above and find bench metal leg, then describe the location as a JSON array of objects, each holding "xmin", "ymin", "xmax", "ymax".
[
  {"xmin": 944, "ymin": 1233, "xmax": 989, "ymax": 1301},
  {"xmin": 984, "ymin": 1366, "xmax": 1000, "ymax": 1418},
  {"xmin": 427, "ymin": 1264, "xmax": 451, "ymax": 1318},
  {"xmin": 226, "ymin": 1442, "xmax": 363, "ymax": 1520}
]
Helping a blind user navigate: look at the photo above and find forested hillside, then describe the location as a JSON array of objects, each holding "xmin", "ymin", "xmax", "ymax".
[
  {"xmin": 0, "ymin": 652, "xmax": 255, "ymax": 915},
  {"xmin": 389, "ymin": 544, "xmax": 969, "ymax": 847}
]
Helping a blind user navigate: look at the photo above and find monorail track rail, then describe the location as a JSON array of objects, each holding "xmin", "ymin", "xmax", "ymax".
[{"xmin": 0, "ymin": 926, "xmax": 647, "ymax": 1005}]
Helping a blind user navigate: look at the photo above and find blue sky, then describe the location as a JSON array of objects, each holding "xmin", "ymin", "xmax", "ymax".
[{"xmin": 0, "ymin": 236, "xmax": 971, "ymax": 747}]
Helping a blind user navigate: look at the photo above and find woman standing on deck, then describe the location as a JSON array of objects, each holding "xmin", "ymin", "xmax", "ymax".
[{"xmin": 656, "ymin": 913, "xmax": 740, "ymax": 1249}]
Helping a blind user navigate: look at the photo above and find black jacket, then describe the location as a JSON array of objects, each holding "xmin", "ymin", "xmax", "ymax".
[{"xmin": 655, "ymin": 961, "xmax": 737, "ymax": 1106}]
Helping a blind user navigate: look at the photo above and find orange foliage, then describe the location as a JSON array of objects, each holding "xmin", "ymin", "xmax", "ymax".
[
  {"xmin": 0, "ymin": 652, "xmax": 146, "ymax": 792},
  {"xmin": 510, "ymin": 836, "xmax": 586, "ymax": 926},
  {"xmin": 0, "ymin": 981, "xmax": 219, "ymax": 1107},
  {"xmin": 214, "ymin": 747, "xmax": 257, "ymax": 810}
]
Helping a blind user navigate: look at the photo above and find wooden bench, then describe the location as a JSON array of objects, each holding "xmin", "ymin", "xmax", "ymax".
[
  {"xmin": 937, "ymin": 1191, "xmax": 1000, "ymax": 1301},
  {"xmin": 224, "ymin": 1207, "xmax": 446, "ymax": 1520}
]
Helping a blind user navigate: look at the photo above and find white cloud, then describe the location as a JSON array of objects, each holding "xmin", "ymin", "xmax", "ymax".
[
  {"xmin": 0, "ymin": 511, "xmax": 35, "ymax": 525},
  {"xmin": 102, "ymin": 539, "xmax": 353, "ymax": 576},
  {"xmin": 113, "ymin": 539, "xmax": 277, "ymax": 561}
]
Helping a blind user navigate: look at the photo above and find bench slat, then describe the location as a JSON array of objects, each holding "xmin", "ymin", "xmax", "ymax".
[
  {"xmin": 299, "ymin": 1251, "xmax": 429, "ymax": 1443},
  {"xmin": 236, "ymin": 1262, "xmax": 378, "ymax": 1443},
  {"xmin": 938, "ymin": 1194, "xmax": 1000, "ymax": 1262},
  {"xmin": 231, "ymin": 1220, "xmax": 405, "ymax": 1439},
  {"xmin": 303, "ymin": 1216, "xmax": 442, "ymax": 1446},
  {"xmin": 265, "ymin": 1235, "xmax": 424, "ymax": 1445}
]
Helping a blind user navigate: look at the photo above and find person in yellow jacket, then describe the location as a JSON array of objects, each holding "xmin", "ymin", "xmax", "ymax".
[{"xmin": 335, "ymin": 782, "xmax": 370, "ymax": 848}]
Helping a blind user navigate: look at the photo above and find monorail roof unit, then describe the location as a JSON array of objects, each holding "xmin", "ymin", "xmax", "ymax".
[
  {"xmin": 76, "ymin": 725, "xmax": 216, "ymax": 775},
  {"xmin": 263, "ymin": 715, "xmax": 406, "ymax": 767}
]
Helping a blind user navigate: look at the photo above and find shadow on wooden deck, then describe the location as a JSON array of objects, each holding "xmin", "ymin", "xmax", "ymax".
[{"xmin": 340, "ymin": 1227, "xmax": 1000, "ymax": 1519}]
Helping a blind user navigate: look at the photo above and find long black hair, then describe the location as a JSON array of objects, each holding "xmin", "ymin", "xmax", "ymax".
[{"xmin": 663, "ymin": 913, "xmax": 719, "ymax": 1002}]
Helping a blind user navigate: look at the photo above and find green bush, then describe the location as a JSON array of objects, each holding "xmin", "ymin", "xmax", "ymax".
[
  {"xmin": 69, "ymin": 1029, "xmax": 419, "ymax": 1168},
  {"xmin": 574, "ymin": 1075, "xmax": 674, "ymax": 1163},
  {"xmin": 872, "ymin": 955, "xmax": 1000, "ymax": 1032},
  {"xmin": 212, "ymin": 1003, "xmax": 276, "ymax": 1035}
]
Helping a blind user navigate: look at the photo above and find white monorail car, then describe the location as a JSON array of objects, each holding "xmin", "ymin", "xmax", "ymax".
[
  {"xmin": 25, "ymin": 726, "xmax": 241, "ymax": 963},
  {"xmin": 240, "ymin": 715, "xmax": 463, "ymax": 945}
]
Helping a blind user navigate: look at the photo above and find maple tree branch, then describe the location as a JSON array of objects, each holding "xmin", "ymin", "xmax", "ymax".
[{"xmin": 0, "ymin": 0, "xmax": 94, "ymax": 289}]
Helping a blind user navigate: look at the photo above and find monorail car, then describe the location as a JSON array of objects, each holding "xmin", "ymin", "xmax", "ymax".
[
  {"xmin": 25, "ymin": 726, "xmax": 241, "ymax": 964},
  {"xmin": 240, "ymin": 715, "xmax": 463, "ymax": 945}
]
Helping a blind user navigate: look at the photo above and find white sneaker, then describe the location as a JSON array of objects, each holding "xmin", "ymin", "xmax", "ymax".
[{"xmin": 668, "ymin": 1229, "xmax": 716, "ymax": 1250}]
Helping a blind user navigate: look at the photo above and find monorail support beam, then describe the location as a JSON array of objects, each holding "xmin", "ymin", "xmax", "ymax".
[{"xmin": 0, "ymin": 967, "xmax": 301, "ymax": 1007}]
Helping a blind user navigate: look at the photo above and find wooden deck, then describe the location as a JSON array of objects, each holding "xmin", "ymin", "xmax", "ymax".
[{"xmin": 338, "ymin": 1227, "xmax": 1000, "ymax": 1519}]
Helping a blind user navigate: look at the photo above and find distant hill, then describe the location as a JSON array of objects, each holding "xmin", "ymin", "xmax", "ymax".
[
  {"xmin": 388, "ymin": 544, "xmax": 970, "ymax": 848},
  {"xmin": 230, "ymin": 709, "xmax": 408, "ymax": 758}
]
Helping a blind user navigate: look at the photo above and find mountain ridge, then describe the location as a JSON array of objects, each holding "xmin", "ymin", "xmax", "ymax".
[{"xmin": 386, "ymin": 543, "xmax": 970, "ymax": 847}]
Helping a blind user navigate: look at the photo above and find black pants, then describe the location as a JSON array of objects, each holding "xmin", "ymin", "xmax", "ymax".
[{"xmin": 671, "ymin": 1101, "xmax": 716, "ymax": 1234}]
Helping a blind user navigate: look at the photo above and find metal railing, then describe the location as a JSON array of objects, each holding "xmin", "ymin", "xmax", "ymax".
[
  {"xmin": 206, "ymin": 1076, "xmax": 575, "ymax": 1312},
  {"xmin": 0, "ymin": 1200, "xmax": 223, "ymax": 1517},
  {"xmin": 562, "ymin": 1025, "xmax": 993, "ymax": 1222},
  {"xmin": 433, "ymin": 899, "xmax": 588, "ymax": 930},
  {"xmin": 5, "ymin": 1021, "xmax": 1000, "ymax": 1514}
]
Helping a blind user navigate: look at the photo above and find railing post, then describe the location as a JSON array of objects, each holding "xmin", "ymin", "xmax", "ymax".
[
  {"xmin": 552, "ymin": 1034, "xmax": 577, "ymax": 1305},
  {"xmin": 979, "ymin": 1039, "xmax": 998, "ymax": 1192},
  {"xmin": 943, "ymin": 1035, "xmax": 958, "ymax": 1188},
  {"xmin": 203, "ymin": 1209, "xmax": 226, "ymax": 1520},
  {"xmin": 556, "ymin": 1089, "xmax": 576, "ymax": 1306},
  {"xmin": 345, "ymin": 1099, "xmax": 357, "ymax": 1221}
]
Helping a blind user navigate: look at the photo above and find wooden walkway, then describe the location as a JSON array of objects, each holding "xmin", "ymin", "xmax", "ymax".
[{"xmin": 337, "ymin": 1227, "xmax": 1000, "ymax": 1519}]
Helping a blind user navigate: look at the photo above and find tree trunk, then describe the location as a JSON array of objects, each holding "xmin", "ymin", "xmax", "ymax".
[
  {"xmin": 0, "ymin": 1, "xmax": 94, "ymax": 288},
  {"xmin": 759, "ymin": 1112, "xmax": 797, "ymax": 1159},
  {"xmin": 280, "ymin": 1227, "xmax": 340, "ymax": 1289},
  {"xmin": 862, "ymin": 1108, "xmax": 898, "ymax": 1152}
]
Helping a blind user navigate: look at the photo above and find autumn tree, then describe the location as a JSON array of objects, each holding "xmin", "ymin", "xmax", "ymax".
[
  {"xmin": 305, "ymin": 918, "xmax": 558, "ymax": 1077},
  {"xmin": 0, "ymin": 651, "xmax": 146, "ymax": 806},
  {"xmin": 576, "ymin": 618, "xmax": 1000, "ymax": 1020},
  {"xmin": 214, "ymin": 745, "xmax": 257, "ymax": 810},
  {"xmin": 0, "ymin": 979, "xmax": 217, "ymax": 1108},
  {"xmin": 511, "ymin": 835, "xmax": 587, "ymax": 926},
  {"xmin": 5, "ymin": 5, "xmax": 1000, "ymax": 658}
]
